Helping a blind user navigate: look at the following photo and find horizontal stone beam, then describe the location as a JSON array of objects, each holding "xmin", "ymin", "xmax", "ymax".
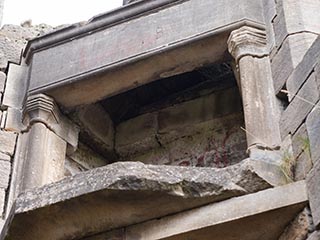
[
  {"xmin": 1, "ymin": 158, "xmax": 288, "ymax": 240},
  {"xmin": 125, "ymin": 181, "xmax": 308, "ymax": 240},
  {"xmin": 25, "ymin": 0, "xmax": 265, "ymax": 108}
]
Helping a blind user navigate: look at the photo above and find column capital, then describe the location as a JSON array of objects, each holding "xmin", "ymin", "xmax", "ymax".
[
  {"xmin": 23, "ymin": 93, "xmax": 79, "ymax": 153},
  {"xmin": 227, "ymin": 26, "xmax": 268, "ymax": 63}
]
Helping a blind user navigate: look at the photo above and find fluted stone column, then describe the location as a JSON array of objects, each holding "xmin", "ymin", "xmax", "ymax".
[
  {"xmin": 227, "ymin": 26, "xmax": 281, "ymax": 157},
  {"xmin": 21, "ymin": 94, "xmax": 79, "ymax": 190}
]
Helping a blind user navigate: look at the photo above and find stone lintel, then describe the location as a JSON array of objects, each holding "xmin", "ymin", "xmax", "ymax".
[
  {"xmin": 227, "ymin": 26, "xmax": 268, "ymax": 64},
  {"xmin": 125, "ymin": 181, "xmax": 308, "ymax": 240},
  {"xmin": 23, "ymin": 94, "xmax": 79, "ymax": 153},
  {"xmin": 1, "ymin": 159, "xmax": 289, "ymax": 240}
]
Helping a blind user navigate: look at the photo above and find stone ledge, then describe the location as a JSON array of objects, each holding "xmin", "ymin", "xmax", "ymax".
[{"xmin": 1, "ymin": 158, "xmax": 288, "ymax": 240}]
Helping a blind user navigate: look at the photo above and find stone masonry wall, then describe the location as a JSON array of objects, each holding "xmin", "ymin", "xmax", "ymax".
[
  {"xmin": 115, "ymin": 86, "xmax": 247, "ymax": 168},
  {"xmin": 267, "ymin": 0, "xmax": 320, "ymax": 238},
  {"xmin": 0, "ymin": 23, "xmax": 55, "ymax": 229}
]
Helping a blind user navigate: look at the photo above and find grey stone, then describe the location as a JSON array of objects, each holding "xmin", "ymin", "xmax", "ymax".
[
  {"xmin": 0, "ymin": 189, "xmax": 5, "ymax": 217},
  {"xmin": 278, "ymin": 208, "xmax": 311, "ymax": 240},
  {"xmin": 295, "ymin": 152, "xmax": 313, "ymax": 181},
  {"xmin": 287, "ymin": 36, "xmax": 320, "ymax": 101},
  {"xmin": 272, "ymin": 33, "xmax": 318, "ymax": 94},
  {"xmin": 81, "ymin": 229, "xmax": 125, "ymax": 240},
  {"xmin": 0, "ymin": 71, "xmax": 5, "ymax": 94},
  {"xmin": 0, "ymin": 130, "xmax": 17, "ymax": 156},
  {"xmin": 0, "ymin": 160, "xmax": 10, "ymax": 189},
  {"xmin": 280, "ymin": 72, "xmax": 319, "ymax": 138},
  {"xmin": 0, "ymin": 24, "xmax": 54, "ymax": 70},
  {"xmin": 273, "ymin": 0, "xmax": 320, "ymax": 49},
  {"xmin": 2, "ymin": 64, "xmax": 27, "ymax": 109},
  {"xmin": 0, "ymin": 153, "xmax": 10, "ymax": 162},
  {"xmin": 74, "ymin": 104, "xmax": 115, "ymax": 159},
  {"xmin": 292, "ymin": 124, "xmax": 309, "ymax": 158},
  {"xmin": 3, "ymin": 159, "xmax": 288, "ymax": 240},
  {"xmin": 307, "ymin": 231, "xmax": 320, "ymax": 240},
  {"xmin": 116, "ymin": 112, "xmax": 159, "ymax": 157},
  {"xmin": 307, "ymin": 160, "xmax": 320, "ymax": 229},
  {"xmin": 306, "ymin": 106, "xmax": 320, "ymax": 164},
  {"xmin": 26, "ymin": 0, "xmax": 265, "ymax": 108},
  {"xmin": 3, "ymin": 107, "xmax": 23, "ymax": 133},
  {"xmin": 125, "ymin": 181, "xmax": 307, "ymax": 240}
]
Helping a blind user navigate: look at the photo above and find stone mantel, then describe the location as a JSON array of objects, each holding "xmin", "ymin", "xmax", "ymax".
[{"xmin": 24, "ymin": 0, "xmax": 266, "ymax": 108}]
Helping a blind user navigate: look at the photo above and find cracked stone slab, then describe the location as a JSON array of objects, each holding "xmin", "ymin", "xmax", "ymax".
[{"xmin": 1, "ymin": 159, "xmax": 288, "ymax": 240}]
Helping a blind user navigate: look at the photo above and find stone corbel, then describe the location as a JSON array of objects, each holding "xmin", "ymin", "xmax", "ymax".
[
  {"xmin": 227, "ymin": 26, "xmax": 281, "ymax": 157},
  {"xmin": 23, "ymin": 94, "xmax": 79, "ymax": 154}
]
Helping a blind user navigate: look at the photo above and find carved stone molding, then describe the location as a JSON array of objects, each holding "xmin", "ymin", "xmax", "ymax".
[
  {"xmin": 227, "ymin": 26, "xmax": 268, "ymax": 64},
  {"xmin": 23, "ymin": 94, "xmax": 79, "ymax": 153}
]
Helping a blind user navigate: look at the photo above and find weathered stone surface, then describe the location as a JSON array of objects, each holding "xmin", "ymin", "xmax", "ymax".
[
  {"xmin": 67, "ymin": 143, "xmax": 106, "ymax": 171},
  {"xmin": 2, "ymin": 159, "xmax": 288, "ymax": 240},
  {"xmin": 74, "ymin": 104, "xmax": 115, "ymax": 159},
  {"xmin": 273, "ymin": 0, "xmax": 320, "ymax": 48},
  {"xmin": 287, "ymin": 36, "xmax": 320, "ymax": 100},
  {"xmin": 0, "ymin": 71, "xmax": 5, "ymax": 94},
  {"xmin": 125, "ymin": 181, "xmax": 307, "ymax": 240},
  {"xmin": 0, "ymin": 24, "xmax": 54, "ymax": 70},
  {"xmin": 262, "ymin": 0, "xmax": 276, "ymax": 53},
  {"xmin": 306, "ymin": 105, "xmax": 320, "ymax": 164},
  {"xmin": 307, "ymin": 231, "xmax": 320, "ymax": 240},
  {"xmin": 116, "ymin": 112, "xmax": 159, "ymax": 157},
  {"xmin": 292, "ymin": 124, "xmax": 309, "ymax": 158},
  {"xmin": 2, "ymin": 64, "xmax": 27, "ymax": 109},
  {"xmin": 307, "ymin": 159, "xmax": 320, "ymax": 229},
  {"xmin": 272, "ymin": 33, "xmax": 318, "ymax": 94},
  {"xmin": 0, "ymin": 153, "xmax": 10, "ymax": 162},
  {"xmin": 81, "ymin": 229, "xmax": 125, "ymax": 240},
  {"xmin": 278, "ymin": 208, "xmax": 312, "ymax": 240},
  {"xmin": 280, "ymin": 72, "xmax": 319, "ymax": 138},
  {"xmin": 0, "ymin": 160, "xmax": 10, "ymax": 189},
  {"xmin": 157, "ymin": 87, "xmax": 242, "ymax": 139},
  {"xmin": 0, "ymin": 188, "xmax": 5, "ymax": 216},
  {"xmin": 295, "ymin": 152, "xmax": 313, "ymax": 181},
  {"xmin": 0, "ymin": 131, "xmax": 17, "ymax": 156},
  {"xmin": 3, "ymin": 107, "xmax": 23, "ymax": 133}
]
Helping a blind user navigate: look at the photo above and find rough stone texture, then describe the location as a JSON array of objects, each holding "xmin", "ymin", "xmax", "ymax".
[
  {"xmin": 0, "ymin": 189, "xmax": 5, "ymax": 216},
  {"xmin": 292, "ymin": 124, "xmax": 313, "ymax": 180},
  {"xmin": 306, "ymin": 105, "xmax": 320, "ymax": 164},
  {"xmin": 286, "ymin": 37, "xmax": 320, "ymax": 100},
  {"xmin": 0, "ymin": 160, "xmax": 10, "ymax": 189},
  {"xmin": 116, "ymin": 112, "xmax": 159, "ymax": 157},
  {"xmin": 81, "ymin": 229, "xmax": 125, "ymax": 240},
  {"xmin": 280, "ymin": 72, "xmax": 319, "ymax": 138},
  {"xmin": 2, "ymin": 64, "xmax": 27, "ymax": 110},
  {"xmin": 74, "ymin": 104, "xmax": 115, "ymax": 159},
  {"xmin": 133, "ymin": 113, "xmax": 247, "ymax": 168},
  {"xmin": 0, "ymin": 131, "xmax": 17, "ymax": 156},
  {"xmin": 273, "ymin": 0, "xmax": 320, "ymax": 49},
  {"xmin": 2, "ymin": 159, "xmax": 288, "ymax": 240},
  {"xmin": 66, "ymin": 143, "xmax": 107, "ymax": 175},
  {"xmin": 0, "ymin": 72, "xmax": 5, "ymax": 95},
  {"xmin": 307, "ymin": 159, "xmax": 320, "ymax": 229},
  {"xmin": 271, "ymin": 33, "xmax": 318, "ymax": 94},
  {"xmin": 0, "ymin": 152, "xmax": 10, "ymax": 162},
  {"xmin": 125, "ymin": 181, "xmax": 307, "ymax": 240},
  {"xmin": 278, "ymin": 208, "xmax": 312, "ymax": 240},
  {"xmin": 0, "ymin": 24, "xmax": 54, "ymax": 70},
  {"xmin": 307, "ymin": 231, "xmax": 320, "ymax": 240}
]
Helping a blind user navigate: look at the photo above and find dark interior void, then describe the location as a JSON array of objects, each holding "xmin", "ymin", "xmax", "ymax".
[{"xmin": 101, "ymin": 63, "xmax": 237, "ymax": 124}]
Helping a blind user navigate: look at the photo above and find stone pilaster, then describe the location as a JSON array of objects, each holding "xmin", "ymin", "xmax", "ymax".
[
  {"xmin": 21, "ymin": 94, "xmax": 78, "ymax": 191},
  {"xmin": 227, "ymin": 26, "xmax": 281, "ymax": 156}
]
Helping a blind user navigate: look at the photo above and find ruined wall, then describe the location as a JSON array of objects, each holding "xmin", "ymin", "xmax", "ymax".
[
  {"xmin": 264, "ymin": 0, "xmax": 320, "ymax": 238},
  {"xmin": 115, "ymin": 87, "xmax": 247, "ymax": 168}
]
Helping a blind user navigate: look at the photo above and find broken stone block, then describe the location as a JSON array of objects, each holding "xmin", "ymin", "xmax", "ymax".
[
  {"xmin": 3, "ymin": 159, "xmax": 288, "ymax": 239},
  {"xmin": 0, "ymin": 71, "xmax": 5, "ymax": 94},
  {"xmin": 0, "ymin": 130, "xmax": 17, "ymax": 156}
]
